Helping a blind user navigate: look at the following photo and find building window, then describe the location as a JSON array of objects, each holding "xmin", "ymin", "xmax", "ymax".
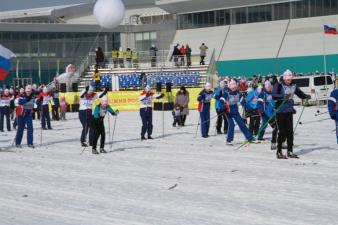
[{"xmin": 135, "ymin": 31, "xmax": 157, "ymax": 51}]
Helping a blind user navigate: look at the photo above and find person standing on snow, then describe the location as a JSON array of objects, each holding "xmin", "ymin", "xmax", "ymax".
[
  {"xmin": 218, "ymin": 80, "xmax": 257, "ymax": 145},
  {"xmin": 36, "ymin": 87, "xmax": 54, "ymax": 130},
  {"xmin": 328, "ymin": 88, "xmax": 338, "ymax": 144},
  {"xmin": 139, "ymin": 85, "xmax": 164, "ymax": 140},
  {"xmin": 247, "ymin": 82, "xmax": 261, "ymax": 136},
  {"xmin": 272, "ymin": 70, "xmax": 311, "ymax": 159},
  {"xmin": 257, "ymin": 80, "xmax": 278, "ymax": 150},
  {"xmin": 0, "ymin": 89, "xmax": 13, "ymax": 132},
  {"xmin": 91, "ymin": 96, "xmax": 119, "ymax": 154},
  {"xmin": 197, "ymin": 83, "xmax": 213, "ymax": 138},
  {"xmin": 213, "ymin": 80, "xmax": 228, "ymax": 135},
  {"xmin": 15, "ymin": 85, "xmax": 36, "ymax": 148},
  {"xmin": 79, "ymin": 86, "xmax": 108, "ymax": 147}
]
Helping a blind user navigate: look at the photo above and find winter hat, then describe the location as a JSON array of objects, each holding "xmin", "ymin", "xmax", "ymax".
[
  {"xmin": 205, "ymin": 83, "xmax": 211, "ymax": 90},
  {"xmin": 264, "ymin": 80, "xmax": 272, "ymax": 88},
  {"xmin": 228, "ymin": 80, "xmax": 237, "ymax": 91},
  {"xmin": 219, "ymin": 80, "xmax": 226, "ymax": 88},
  {"xmin": 145, "ymin": 85, "xmax": 151, "ymax": 92},
  {"xmin": 101, "ymin": 95, "xmax": 108, "ymax": 106},
  {"xmin": 283, "ymin": 69, "xmax": 293, "ymax": 80}
]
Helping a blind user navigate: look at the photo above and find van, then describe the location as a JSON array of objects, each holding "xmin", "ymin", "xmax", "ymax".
[{"xmin": 292, "ymin": 75, "xmax": 335, "ymax": 104}]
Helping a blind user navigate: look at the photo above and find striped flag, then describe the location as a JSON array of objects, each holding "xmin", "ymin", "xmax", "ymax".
[
  {"xmin": 324, "ymin": 25, "xmax": 338, "ymax": 35},
  {"xmin": 0, "ymin": 44, "xmax": 16, "ymax": 81}
]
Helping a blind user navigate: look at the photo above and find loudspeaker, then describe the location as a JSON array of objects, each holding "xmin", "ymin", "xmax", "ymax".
[
  {"xmin": 164, "ymin": 102, "xmax": 174, "ymax": 111},
  {"xmin": 153, "ymin": 102, "xmax": 162, "ymax": 111},
  {"xmin": 72, "ymin": 83, "xmax": 78, "ymax": 92},
  {"xmin": 166, "ymin": 82, "xmax": 172, "ymax": 92},
  {"xmin": 156, "ymin": 82, "xmax": 162, "ymax": 92},
  {"xmin": 60, "ymin": 83, "xmax": 67, "ymax": 93}
]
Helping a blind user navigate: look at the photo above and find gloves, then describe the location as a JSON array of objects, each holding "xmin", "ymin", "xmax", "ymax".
[
  {"xmin": 305, "ymin": 94, "xmax": 311, "ymax": 100},
  {"xmin": 331, "ymin": 114, "xmax": 336, "ymax": 120},
  {"xmin": 103, "ymin": 88, "xmax": 108, "ymax": 95},
  {"xmin": 85, "ymin": 86, "xmax": 89, "ymax": 92},
  {"xmin": 114, "ymin": 110, "xmax": 119, "ymax": 116}
]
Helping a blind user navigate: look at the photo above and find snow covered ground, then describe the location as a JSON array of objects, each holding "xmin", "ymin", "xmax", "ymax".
[{"xmin": 0, "ymin": 106, "xmax": 337, "ymax": 225}]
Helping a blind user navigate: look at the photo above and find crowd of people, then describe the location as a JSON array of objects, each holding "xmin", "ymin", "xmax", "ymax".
[{"xmin": 1, "ymin": 69, "xmax": 337, "ymax": 158}]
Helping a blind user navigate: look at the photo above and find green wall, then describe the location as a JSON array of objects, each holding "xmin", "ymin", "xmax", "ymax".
[{"xmin": 216, "ymin": 54, "xmax": 338, "ymax": 77}]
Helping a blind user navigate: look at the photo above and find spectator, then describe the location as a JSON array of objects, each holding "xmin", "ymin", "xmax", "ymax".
[
  {"xmin": 125, "ymin": 48, "xmax": 132, "ymax": 68},
  {"xmin": 172, "ymin": 44, "xmax": 180, "ymax": 67},
  {"xmin": 118, "ymin": 47, "xmax": 125, "ymax": 68},
  {"xmin": 186, "ymin": 44, "xmax": 192, "ymax": 67},
  {"xmin": 59, "ymin": 96, "xmax": 68, "ymax": 121},
  {"xmin": 93, "ymin": 68, "xmax": 101, "ymax": 92},
  {"xmin": 132, "ymin": 49, "xmax": 139, "ymax": 68},
  {"xmin": 111, "ymin": 48, "xmax": 119, "ymax": 68},
  {"xmin": 199, "ymin": 43, "xmax": 208, "ymax": 65},
  {"xmin": 51, "ymin": 88, "xmax": 60, "ymax": 121},
  {"xmin": 95, "ymin": 47, "xmax": 105, "ymax": 68},
  {"xmin": 150, "ymin": 45, "xmax": 158, "ymax": 67},
  {"xmin": 179, "ymin": 45, "xmax": 186, "ymax": 66},
  {"xmin": 174, "ymin": 86, "xmax": 190, "ymax": 126}
]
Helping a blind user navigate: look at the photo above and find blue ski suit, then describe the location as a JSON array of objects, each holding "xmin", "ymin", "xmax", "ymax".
[
  {"xmin": 16, "ymin": 93, "xmax": 35, "ymax": 145},
  {"xmin": 197, "ymin": 89, "xmax": 213, "ymax": 137},
  {"xmin": 219, "ymin": 90, "xmax": 253, "ymax": 143},
  {"xmin": 328, "ymin": 89, "xmax": 338, "ymax": 143}
]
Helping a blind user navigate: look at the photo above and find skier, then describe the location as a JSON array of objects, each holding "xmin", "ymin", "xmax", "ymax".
[
  {"xmin": 0, "ymin": 89, "xmax": 13, "ymax": 132},
  {"xmin": 272, "ymin": 70, "xmax": 311, "ymax": 159},
  {"xmin": 328, "ymin": 88, "xmax": 338, "ymax": 144},
  {"xmin": 197, "ymin": 83, "xmax": 214, "ymax": 138},
  {"xmin": 218, "ymin": 80, "xmax": 256, "ymax": 145},
  {"xmin": 257, "ymin": 80, "xmax": 278, "ymax": 150},
  {"xmin": 36, "ymin": 87, "xmax": 54, "ymax": 130},
  {"xmin": 79, "ymin": 86, "xmax": 107, "ymax": 147},
  {"xmin": 247, "ymin": 82, "xmax": 261, "ymax": 135},
  {"xmin": 13, "ymin": 88, "xmax": 24, "ymax": 130},
  {"xmin": 213, "ymin": 80, "xmax": 228, "ymax": 135},
  {"xmin": 15, "ymin": 85, "xmax": 36, "ymax": 148},
  {"xmin": 139, "ymin": 85, "xmax": 164, "ymax": 140},
  {"xmin": 91, "ymin": 96, "xmax": 119, "ymax": 154}
]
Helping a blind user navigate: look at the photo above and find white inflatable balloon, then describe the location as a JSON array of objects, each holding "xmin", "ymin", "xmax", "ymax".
[{"xmin": 93, "ymin": 0, "xmax": 126, "ymax": 29}]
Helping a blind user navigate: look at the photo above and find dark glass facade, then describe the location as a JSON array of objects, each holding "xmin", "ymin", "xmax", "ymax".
[
  {"xmin": 178, "ymin": 0, "xmax": 338, "ymax": 29},
  {"xmin": 1, "ymin": 31, "xmax": 120, "ymax": 84}
]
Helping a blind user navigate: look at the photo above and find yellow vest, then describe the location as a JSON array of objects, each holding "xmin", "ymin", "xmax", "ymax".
[
  {"xmin": 118, "ymin": 51, "xmax": 124, "ymax": 58},
  {"xmin": 125, "ymin": 50, "xmax": 132, "ymax": 58},
  {"xmin": 94, "ymin": 72, "xmax": 101, "ymax": 81},
  {"xmin": 132, "ymin": 51, "xmax": 139, "ymax": 60},
  {"xmin": 112, "ymin": 50, "xmax": 118, "ymax": 59}
]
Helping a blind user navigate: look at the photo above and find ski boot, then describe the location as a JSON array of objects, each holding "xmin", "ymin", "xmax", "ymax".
[
  {"xmin": 141, "ymin": 136, "xmax": 146, "ymax": 141},
  {"xmin": 28, "ymin": 145, "xmax": 35, "ymax": 149},
  {"xmin": 249, "ymin": 139, "xmax": 259, "ymax": 144},
  {"xmin": 226, "ymin": 141, "xmax": 233, "ymax": 146},
  {"xmin": 92, "ymin": 149, "xmax": 99, "ymax": 154},
  {"xmin": 100, "ymin": 148, "xmax": 107, "ymax": 154},
  {"xmin": 81, "ymin": 142, "xmax": 88, "ymax": 147},
  {"xmin": 276, "ymin": 151, "xmax": 287, "ymax": 159},
  {"xmin": 16, "ymin": 145, "xmax": 22, "ymax": 148},
  {"xmin": 287, "ymin": 152, "xmax": 299, "ymax": 159},
  {"xmin": 147, "ymin": 135, "xmax": 154, "ymax": 140},
  {"xmin": 271, "ymin": 143, "xmax": 277, "ymax": 150}
]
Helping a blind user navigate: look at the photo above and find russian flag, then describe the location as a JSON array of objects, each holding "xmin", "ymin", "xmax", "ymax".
[
  {"xmin": 324, "ymin": 25, "xmax": 338, "ymax": 35},
  {"xmin": 0, "ymin": 44, "xmax": 16, "ymax": 81}
]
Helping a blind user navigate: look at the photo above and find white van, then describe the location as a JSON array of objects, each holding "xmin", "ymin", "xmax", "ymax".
[{"xmin": 292, "ymin": 75, "xmax": 335, "ymax": 104}]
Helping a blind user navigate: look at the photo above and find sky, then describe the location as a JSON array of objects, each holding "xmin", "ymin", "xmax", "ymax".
[{"xmin": 0, "ymin": 0, "xmax": 95, "ymax": 11}]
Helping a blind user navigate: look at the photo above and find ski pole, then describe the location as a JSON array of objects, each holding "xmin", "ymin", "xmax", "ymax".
[
  {"xmin": 194, "ymin": 115, "xmax": 201, "ymax": 138},
  {"xmin": 298, "ymin": 117, "xmax": 331, "ymax": 125},
  {"xmin": 107, "ymin": 113, "xmax": 112, "ymax": 151},
  {"xmin": 111, "ymin": 114, "xmax": 118, "ymax": 150},
  {"xmin": 293, "ymin": 105, "xmax": 306, "ymax": 133}
]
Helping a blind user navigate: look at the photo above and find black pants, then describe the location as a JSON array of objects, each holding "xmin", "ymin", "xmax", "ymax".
[
  {"xmin": 200, "ymin": 56, "xmax": 205, "ymax": 65},
  {"xmin": 216, "ymin": 109, "xmax": 228, "ymax": 133},
  {"xmin": 52, "ymin": 105, "xmax": 59, "ymax": 121},
  {"xmin": 276, "ymin": 113, "xmax": 294, "ymax": 153},
  {"xmin": 180, "ymin": 115, "xmax": 187, "ymax": 126},
  {"xmin": 92, "ymin": 119, "xmax": 105, "ymax": 150},
  {"xmin": 32, "ymin": 109, "xmax": 40, "ymax": 120},
  {"xmin": 249, "ymin": 112, "xmax": 260, "ymax": 135}
]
